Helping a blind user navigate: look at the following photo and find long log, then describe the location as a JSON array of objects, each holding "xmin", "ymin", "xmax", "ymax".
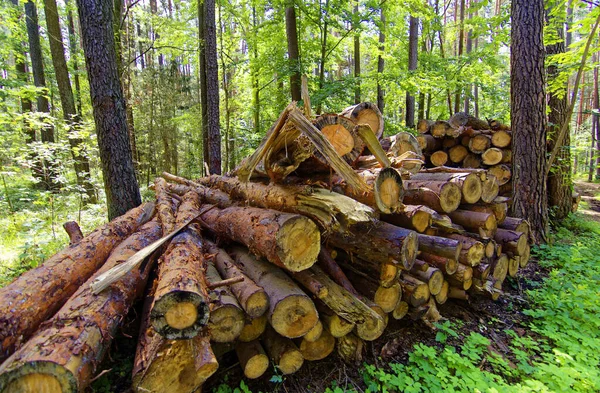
[
  {"xmin": 403, "ymin": 180, "xmax": 462, "ymax": 213},
  {"xmin": 205, "ymin": 262, "xmax": 245, "ymax": 343},
  {"xmin": 443, "ymin": 233, "xmax": 485, "ymax": 266},
  {"xmin": 448, "ymin": 209, "xmax": 497, "ymax": 235},
  {"xmin": 198, "ymin": 204, "xmax": 320, "ymax": 272},
  {"xmin": 0, "ymin": 201, "xmax": 154, "ymax": 362},
  {"xmin": 230, "ymin": 247, "xmax": 318, "ymax": 338},
  {"xmin": 292, "ymin": 266, "xmax": 386, "ymax": 341},
  {"xmin": 417, "ymin": 233, "xmax": 462, "ymax": 260},
  {"xmin": 417, "ymin": 134, "xmax": 442, "ymax": 152},
  {"xmin": 408, "ymin": 172, "xmax": 482, "ymax": 204},
  {"xmin": 0, "ymin": 220, "xmax": 163, "ymax": 393},
  {"xmin": 150, "ymin": 192, "xmax": 210, "ymax": 339},
  {"xmin": 382, "ymin": 204, "xmax": 432, "ymax": 233},
  {"xmin": 206, "ymin": 240, "xmax": 268, "ymax": 318},
  {"xmin": 328, "ymin": 220, "xmax": 418, "ymax": 270},
  {"xmin": 419, "ymin": 252, "xmax": 458, "ymax": 274}
]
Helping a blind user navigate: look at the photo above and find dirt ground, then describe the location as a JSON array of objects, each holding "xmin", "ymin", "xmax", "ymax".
[{"xmin": 574, "ymin": 181, "xmax": 600, "ymax": 221}]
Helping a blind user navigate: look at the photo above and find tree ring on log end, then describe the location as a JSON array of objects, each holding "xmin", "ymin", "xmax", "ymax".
[
  {"xmin": 461, "ymin": 173, "xmax": 483, "ymax": 204},
  {"xmin": 435, "ymin": 281, "xmax": 449, "ymax": 304},
  {"xmin": 374, "ymin": 283, "xmax": 402, "ymax": 313},
  {"xmin": 355, "ymin": 307, "xmax": 386, "ymax": 341},
  {"xmin": 374, "ymin": 168, "xmax": 404, "ymax": 214},
  {"xmin": 151, "ymin": 291, "xmax": 210, "ymax": 339},
  {"xmin": 243, "ymin": 353, "xmax": 269, "ymax": 379},
  {"xmin": 0, "ymin": 362, "xmax": 77, "ymax": 393},
  {"xmin": 440, "ymin": 183, "xmax": 462, "ymax": 213},
  {"xmin": 209, "ymin": 304, "xmax": 246, "ymax": 343},
  {"xmin": 271, "ymin": 295, "xmax": 318, "ymax": 339},
  {"xmin": 312, "ymin": 114, "xmax": 362, "ymax": 164},
  {"xmin": 239, "ymin": 315, "xmax": 268, "ymax": 342},
  {"xmin": 392, "ymin": 300, "xmax": 409, "ymax": 320},
  {"xmin": 245, "ymin": 292, "xmax": 270, "ymax": 319},
  {"xmin": 299, "ymin": 329, "xmax": 335, "ymax": 360},
  {"xmin": 279, "ymin": 348, "xmax": 304, "ymax": 374},
  {"xmin": 276, "ymin": 216, "xmax": 321, "ymax": 272},
  {"xmin": 400, "ymin": 230, "xmax": 419, "ymax": 270},
  {"xmin": 428, "ymin": 269, "xmax": 444, "ymax": 296},
  {"xmin": 412, "ymin": 210, "xmax": 431, "ymax": 233}
]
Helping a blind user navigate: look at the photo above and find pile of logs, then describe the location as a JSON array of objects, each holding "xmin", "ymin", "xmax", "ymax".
[
  {"xmin": 0, "ymin": 102, "xmax": 533, "ymax": 393},
  {"xmin": 416, "ymin": 113, "xmax": 512, "ymax": 196}
]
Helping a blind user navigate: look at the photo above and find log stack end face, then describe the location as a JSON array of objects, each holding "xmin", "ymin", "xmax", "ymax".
[
  {"xmin": 150, "ymin": 290, "xmax": 210, "ymax": 340},
  {"xmin": 0, "ymin": 363, "xmax": 75, "ymax": 393},
  {"xmin": 275, "ymin": 215, "xmax": 321, "ymax": 272}
]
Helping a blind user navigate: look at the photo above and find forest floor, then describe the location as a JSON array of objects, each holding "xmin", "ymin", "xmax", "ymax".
[{"xmin": 575, "ymin": 181, "xmax": 600, "ymax": 221}]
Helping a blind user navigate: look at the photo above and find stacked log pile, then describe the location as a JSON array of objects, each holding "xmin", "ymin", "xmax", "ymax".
[
  {"xmin": 416, "ymin": 112, "xmax": 512, "ymax": 196},
  {"xmin": 0, "ymin": 102, "xmax": 533, "ymax": 393}
]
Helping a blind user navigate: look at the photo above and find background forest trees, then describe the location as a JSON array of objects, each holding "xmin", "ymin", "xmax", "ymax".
[{"xmin": 0, "ymin": 0, "xmax": 599, "ymax": 245}]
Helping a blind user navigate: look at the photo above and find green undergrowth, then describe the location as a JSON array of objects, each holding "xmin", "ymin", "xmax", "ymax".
[{"xmin": 214, "ymin": 214, "xmax": 600, "ymax": 393}]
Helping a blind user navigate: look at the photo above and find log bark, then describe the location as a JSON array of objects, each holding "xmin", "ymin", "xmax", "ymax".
[
  {"xmin": 448, "ymin": 209, "xmax": 497, "ymax": 235},
  {"xmin": 231, "ymin": 247, "xmax": 318, "ymax": 338},
  {"xmin": 262, "ymin": 326, "xmax": 304, "ymax": 374},
  {"xmin": 409, "ymin": 172, "xmax": 482, "ymax": 204},
  {"xmin": 339, "ymin": 102, "xmax": 384, "ymax": 139},
  {"xmin": 62, "ymin": 221, "xmax": 83, "ymax": 244},
  {"xmin": 417, "ymin": 233, "xmax": 462, "ymax": 260},
  {"xmin": 449, "ymin": 112, "xmax": 489, "ymax": 130},
  {"xmin": 0, "ymin": 220, "xmax": 162, "ymax": 392},
  {"xmin": 198, "ymin": 204, "xmax": 320, "ymax": 272},
  {"xmin": 382, "ymin": 205, "xmax": 431, "ymax": 233},
  {"xmin": 205, "ymin": 240, "xmax": 268, "ymax": 318},
  {"xmin": 400, "ymin": 274, "xmax": 430, "ymax": 307},
  {"xmin": 236, "ymin": 340, "xmax": 269, "ymax": 379},
  {"xmin": 0, "ymin": 202, "xmax": 154, "ymax": 362},
  {"xmin": 150, "ymin": 193, "xmax": 210, "ymax": 339},
  {"xmin": 419, "ymin": 252, "xmax": 458, "ymax": 274}
]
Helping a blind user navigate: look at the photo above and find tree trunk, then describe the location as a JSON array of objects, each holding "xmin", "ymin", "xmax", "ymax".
[
  {"xmin": 354, "ymin": 1, "xmax": 361, "ymax": 104},
  {"xmin": 285, "ymin": 1, "xmax": 302, "ymax": 101},
  {"xmin": 511, "ymin": 0, "xmax": 548, "ymax": 243},
  {"xmin": 76, "ymin": 0, "xmax": 142, "ymax": 219},
  {"xmin": 454, "ymin": 0, "xmax": 465, "ymax": 113},
  {"xmin": 0, "ymin": 202, "xmax": 153, "ymax": 363},
  {"xmin": 204, "ymin": 0, "xmax": 221, "ymax": 174},
  {"xmin": 405, "ymin": 16, "xmax": 418, "ymax": 128},
  {"xmin": 44, "ymin": 0, "xmax": 97, "ymax": 203},
  {"xmin": 65, "ymin": 1, "xmax": 82, "ymax": 115},
  {"xmin": 546, "ymin": 3, "xmax": 572, "ymax": 219},
  {"xmin": 377, "ymin": 5, "xmax": 385, "ymax": 114},
  {"xmin": 198, "ymin": 0, "xmax": 208, "ymax": 174},
  {"xmin": 316, "ymin": 0, "xmax": 330, "ymax": 114},
  {"xmin": 0, "ymin": 220, "xmax": 162, "ymax": 392}
]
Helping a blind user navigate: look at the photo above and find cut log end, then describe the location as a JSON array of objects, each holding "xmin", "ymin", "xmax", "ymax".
[
  {"xmin": 392, "ymin": 301, "xmax": 409, "ymax": 320},
  {"xmin": 374, "ymin": 283, "xmax": 402, "ymax": 313},
  {"xmin": 0, "ymin": 364, "xmax": 75, "ymax": 393},
  {"xmin": 239, "ymin": 315, "xmax": 268, "ymax": 342},
  {"xmin": 402, "ymin": 230, "xmax": 419, "ymax": 270},
  {"xmin": 435, "ymin": 281, "xmax": 449, "ymax": 304},
  {"xmin": 276, "ymin": 216, "xmax": 321, "ymax": 272},
  {"xmin": 299, "ymin": 329, "xmax": 335, "ymax": 361},
  {"xmin": 236, "ymin": 341, "xmax": 269, "ymax": 379},
  {"xmin": 375, "ymin": 168, "xmax": 404, "ymax": 214},
  {"xmin": 278, "ymin": 347, "xmax": 304, "ymax": 374},
  {"xmin": 271, "ymin": 295, "xmax": 319, "ymax": 339},
  {"xmin": 428, "ymin": 269, "xmax": 445, "ymax": 296},
  {"xmin": 245, "ymin": 292, "xmax": 270, "ymax": 319},
  {"xmin": 440, "ymin": 183, "xmax": 462, "ymax": 213},
  {"xmin": 303, "ymin": 320, "xmax": 323, "ymax": 343},
  {"xmin": 209, "ymin": 304, "xmax": 246, "ymax": 343},
  {"xmin": 461, "ymin": 174, "xmax": 483, "ymax": 204},
  {"xmin": 151, "ymin": 291, "xmax": 210, "ymax": 339}
]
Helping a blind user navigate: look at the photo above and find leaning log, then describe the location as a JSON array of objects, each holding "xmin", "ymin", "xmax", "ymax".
[
  {"xmin": 205, "ymin": 262, "xmax": 245, "ymax": 343},
  {"xmin": 230, "ymin": 247, "xmax": 318, "ymax": 338},
  {"xmin": 0, "ymin": 220, "xmax": 162, "ymax": 393},
  {"xmin": 0, "ymin": 202, "xmax": 154, "ymax": 362}
]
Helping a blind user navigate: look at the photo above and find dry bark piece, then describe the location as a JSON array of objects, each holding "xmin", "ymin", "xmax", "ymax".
[
  {"xmin": 298, "ymin": 328, "xmax": 335, "ymax": 361},
  {"xmin": 339, "ymin": 102, "xmax": 384, "ymax": 139},
  {"xmin": 236, "ymin": 340, "xmax": 270, "ymax": 379},
  {"xmin": 239, "ymin": 314, "xmax": 268, "ymax": 342},
  {"xmin": 231, "ymin": 247, "xmax": 318, "ymax": 338},
  {"xmin": 262, "ymin": 326, "xmax": 304, "ymax": 375},
  {"xmin": 62, "ymin": 221, "xmax": 83, "ymax": 244},
  {"xmin": 206, "ymin": 262, "xmax": 245, "ymax": 343},
  {"xmin": 0, "ymin": 220, "xmax": 162, "ymax": 393},
  {"xmin": 0, "ymin": 202, "xmax": 154, "ymax": 363},
  {"xmin": 206, "ymin": 240, "xmax": 269, "ymax": 318},
  {"xmin": 199, "ymin": 204, "xmax": 321, "ymax": 272}
]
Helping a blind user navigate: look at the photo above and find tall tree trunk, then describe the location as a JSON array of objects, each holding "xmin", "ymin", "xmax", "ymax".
[
  {"xmin": 76, "ymin": 0, "xmax": 142, "ymax": 219},
  {"xmin": 44, "ymin": 0, "xmax": 97, "ymax": 203},
  {"xmin": 474, "ymin": 39, "xmax": 479, "ymax": 117},
  {"xmin": 377, "ymin": 5, "xmax": 385, "ymax": 114},
  {"xmin": 218, "ymin": 2, "xmax": 232, "ymax": 172},
  {"xmin": 252, "ymin": 5, "xmax": 260, "ymax": 134},
  {"xmin": 204, "ymin": 0, "xmax": 221, "ymax": 174},
  {"xmin": 593, "ymin": 52, "xmax": 599, "ymax": 180},
  {"xmin": 316, "ymin": 0, "xmax": 330, "ymax": 114},
  {"xmin": 546, "ymin": 4, "xmax": 572, "ymax": 220},
  {"xmin": 511, "ymin": 0, "xmax": 548, "ymax": 243},
  {"xmin": 354, "ymin": 1, "xmax": 360, "ymax": 104},
  {"xmin": 454, "ymin": 0, "xmax": 465, "ymax": 114},
  {"xmin": 137, "ymin": 22, "xmax": 145, "ymax": 69},
  {"xmin": 198, "ymin": 0, "xmax": 208, "ymax": 174},
  {"xmin": 417, "ymin": 38, "xmax": 427, "ymax": 120},
  {"xmin": 285, "ymin": 1, "xmax": 302, "ymax": 101},
  {"xmin": 65, "ymin": 0, "xmax": 82, "ymax": 115},
  {"xmin": 435, "ymin": 0, "xmax": 453, "ymax": 116},
  {"xmin": 405, "ymin": 15, "xmax": 418, "ymax": 128},
  {"xmin": 464, "ymin": 0, "xmax": 472, "ymax": 113},
  {"xmin": 24, "ymin": 0, "xmax": 58, "ymax": 190}
]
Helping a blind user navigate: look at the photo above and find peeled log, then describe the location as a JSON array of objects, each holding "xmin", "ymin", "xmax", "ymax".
[
  {"xmin": 339, "ymin": 102, "xmax": 384, "ymax": 139},
  {"xmin": 382, "ymin": 204, "xmax": 431, "ymax": 233},
  {"xmin": 236, "ymin": 340, "xmax": 269, "ymax": 379},
  {"xmin": 150, "ymin": 193, "xmax": 210, "ymax": 339},
  {"xmin": 262, "ymin": 326, "xmax": 304, "ymax": 375},
  {"xmin": 293, "ymin": 266, "xmax": 386, "ymax": 341},
  {"xmin": 231, "ymin": 248, "xmax": 318, "ymax": 338},
  {"xmin": 417, "ymin": 233, "xmax": 462, "ymax": 260},
  {"xmin": 0, "ymin": 202, "xmax": 154, "ymax": 363},
  {"xmin": 206, "ymin": 240, "xmax": 269, "ymax": 318},
  {"xmin": 205, "ymin": 263, "xmax": 245, "ymax": 343},
  {"xmin": 328, "ymin": 220, "xmax": 418, "ymax": 270},
  {"xmin": 0, "ymin": 220, "xmax": 163, "ymax": 393},
  {"xmin": 199, "ymin": 204, "xmax": 320, "ymax": 272}
]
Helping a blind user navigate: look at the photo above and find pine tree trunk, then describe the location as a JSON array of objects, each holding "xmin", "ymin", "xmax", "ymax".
[
  {"xmin": 285, "ymin": 1, "xmax": 302, "ymax": 101},
  {"xmin": 76, "ymin": 0, "xmax": 142, "ymax": 219},
  {"xmin": 44, "ymin": 0, "xmax": 97, "ymax": 203},
  {"xmin": 377, "ymin": 5, "xmax": 385, "ymax": 114},
  {"xmin": 405, "ymin": 16, "xmax": 418, "ymax": 128},
  {"xmin": 204, "ymin": 0, "xmax": 221, "ymax": 174},
  {"xmin": 198, "ymin": 0, "xmax": 209, "ymax": 174},
  {"xmin": 511, "ymin": 0, "xmax": 548, "ymax": 243},
  {"xmin": 354, "ymin": 1, "xmax": 361, "ymax": 104}
]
